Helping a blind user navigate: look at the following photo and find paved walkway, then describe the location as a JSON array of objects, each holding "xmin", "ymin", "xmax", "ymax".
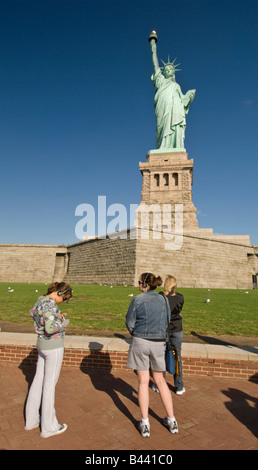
[{"xmin": 0, "ymin": 361, "xmax": 257, "ymax": 450}]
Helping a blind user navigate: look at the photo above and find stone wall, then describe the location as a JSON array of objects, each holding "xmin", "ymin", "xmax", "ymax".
[
  {"xmin": 65, "ymin": 229, "xmax": 256, "ymax": 289},
  {"xmin": 0, "ymin": 236, "xmax": 256, "ymax": 289},
  {"xmin": 0, "ymin": 244, "xmax": 67, "ymax": 283},
  {"xmin": 135, "ymin": 231, "xmax": 256, "ymax": 289},
  {"xmin": 66, "ymin": 232, "xmax": 137, "ymax": 285}
]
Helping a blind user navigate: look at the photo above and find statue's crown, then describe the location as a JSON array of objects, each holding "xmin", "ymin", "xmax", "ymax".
[{"xmin": 161, "ymin": 57, "xmax": 181, "ymax": 73}]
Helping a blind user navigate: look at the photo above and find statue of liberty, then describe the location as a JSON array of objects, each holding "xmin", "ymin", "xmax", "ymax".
[{"xmin": 149, "ymin": 31, "xmax": 196, "ymax": 150}]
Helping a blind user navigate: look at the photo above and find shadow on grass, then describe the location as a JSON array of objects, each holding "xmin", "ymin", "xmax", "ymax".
[{"xmin": 191, "ymin": 331, "xmax": 258, "ymax": 354}]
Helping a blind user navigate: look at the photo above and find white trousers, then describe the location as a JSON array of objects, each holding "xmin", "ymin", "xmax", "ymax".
[{"xmin": 25, "ymin": 347, "xmax": 64, "ymax": 438}]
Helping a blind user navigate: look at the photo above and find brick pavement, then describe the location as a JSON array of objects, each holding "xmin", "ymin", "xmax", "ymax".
[{"xmin": 0, "ymin": 362, "xmax": 257, "ymax": 450}]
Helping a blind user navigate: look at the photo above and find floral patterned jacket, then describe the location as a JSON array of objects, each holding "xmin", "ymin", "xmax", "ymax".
[{"xmin": 30, "ymin": 296, "xmax": 69, "ymax": 348}]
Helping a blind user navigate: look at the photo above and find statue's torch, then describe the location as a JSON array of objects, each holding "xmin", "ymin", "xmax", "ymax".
[{"xmin": 148, "ymin": 30, "xmax": 158, "ymax": 43}]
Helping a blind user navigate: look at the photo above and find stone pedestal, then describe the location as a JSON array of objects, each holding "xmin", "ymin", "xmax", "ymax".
[{"xmin": 136, "ymin": 150, "xmax": 199, "ymax": 232}]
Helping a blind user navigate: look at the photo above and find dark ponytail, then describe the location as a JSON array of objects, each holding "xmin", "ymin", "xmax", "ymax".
[{"xmin": 140, "ymin": 273, "xmax": 162, "ymax": 290}]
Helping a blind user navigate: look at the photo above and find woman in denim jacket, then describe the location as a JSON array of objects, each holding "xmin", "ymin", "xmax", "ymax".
[{"xmin": 126, "ymin": 272, "xmax": 178, "ymax": 438}]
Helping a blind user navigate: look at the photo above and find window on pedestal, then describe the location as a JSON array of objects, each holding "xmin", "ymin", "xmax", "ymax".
[
  {"xmin": 172, "ymin": 173, "xmax": 178, "ymax": 187},
  {"xmin": 154, "ymin": 174, "xmax": 160, "ymax": 187},
  {"xmin": 164, "ymin": 173, "xmax": 169, "ymax": 186}
]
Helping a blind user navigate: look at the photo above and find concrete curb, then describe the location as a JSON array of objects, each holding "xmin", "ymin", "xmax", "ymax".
[{"xmin": 0, "ymin": 331, "xmax": 257, "ymax": 362}]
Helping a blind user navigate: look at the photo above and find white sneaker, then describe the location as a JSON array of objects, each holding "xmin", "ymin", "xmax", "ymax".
[
  {"xmin": 176, "ymin": 387, "xmax": 185, "ymax": 395},
  {"xmin": 150, "ymin": 382, "xmax": 160, "ymax": 393},
  {"xmin": 42, "ymin": 423, "xmax": 68, "ymax": 438},
  {"xmin": 163, "ymin": 417, "xmax": 178, "ymax": 434},
  {"xmin": 55, "ymin": 423, "xmax": 68, "ymax": 435},
  {"xmin": 138, "ymin": 421, "xmax": 150, "ymax": 438}
]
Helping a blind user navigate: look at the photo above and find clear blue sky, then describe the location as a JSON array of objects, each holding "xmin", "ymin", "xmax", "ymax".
[{"xmin": 1, "ymin": 0, "xmax": 258, "ymax": 245}]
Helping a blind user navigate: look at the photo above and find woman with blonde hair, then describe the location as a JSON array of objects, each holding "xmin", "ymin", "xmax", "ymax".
[{"xmin": 163, "ymin": 275, "xmax": 185, "ymax": 394}]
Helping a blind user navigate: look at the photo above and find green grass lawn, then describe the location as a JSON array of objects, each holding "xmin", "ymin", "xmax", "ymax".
[{"xmin": 0, "ymin": 282, "xmax": 257, "ymax": 337}]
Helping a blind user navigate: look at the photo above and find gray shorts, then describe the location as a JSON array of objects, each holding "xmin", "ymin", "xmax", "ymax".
[{"xmin": 127, "ymin": 336, "xmax": 166, "ymax": 372}]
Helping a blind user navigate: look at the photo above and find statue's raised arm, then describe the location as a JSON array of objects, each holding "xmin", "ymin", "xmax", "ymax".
[
  {"xmin": 148, "ymin": 31, "xmax": 196, "ymax": 151},
  {"xmin": 148, "ymin": 31, "xmax": 159, "ymax": 74}
]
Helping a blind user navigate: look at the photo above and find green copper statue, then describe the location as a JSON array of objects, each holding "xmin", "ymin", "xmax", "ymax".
[{"xmin": 149, "ymin": 31, "xmax": 196, "ymax": 150}]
